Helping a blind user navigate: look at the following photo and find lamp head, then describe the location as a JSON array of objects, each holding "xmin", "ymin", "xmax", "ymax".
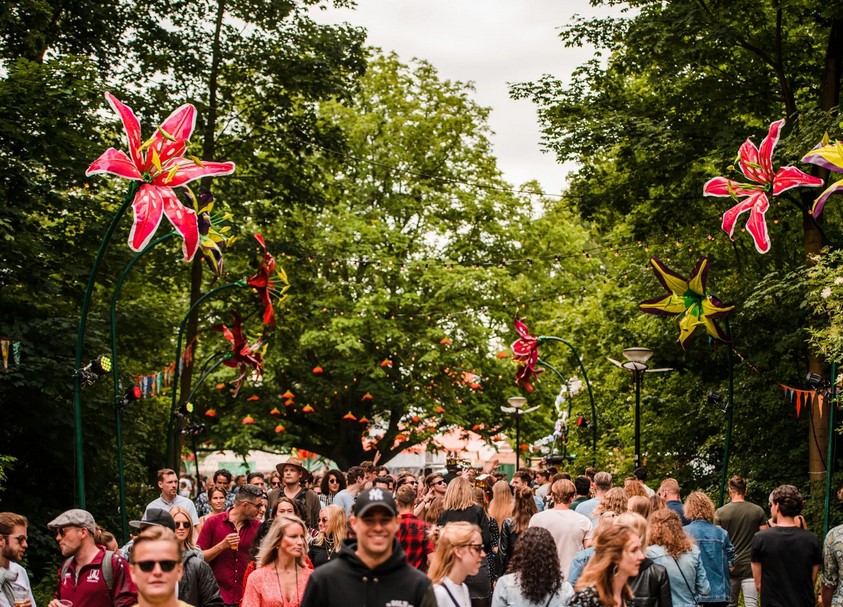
[
  {"xmin": 622, "ymin": 347, "xmax": 654, "ymax": 364},
  {"xmin": 507, "ymin": 396, "xmax": 527, "ymax": 409}
]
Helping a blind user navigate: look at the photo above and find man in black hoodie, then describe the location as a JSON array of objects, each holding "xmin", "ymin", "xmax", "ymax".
[{"xmin": 301, "ymin": 487, "xmax": 435, "ymax": 607}]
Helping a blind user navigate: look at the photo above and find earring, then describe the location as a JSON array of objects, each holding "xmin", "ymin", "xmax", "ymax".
[{"xmin": 613, "ymin": 565, "xmax": 619, "ymax": 576}]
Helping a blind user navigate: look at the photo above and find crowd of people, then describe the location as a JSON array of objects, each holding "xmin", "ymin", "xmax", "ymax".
[{"xmin": 3, "ymin": 459, "xmax": 843, "ymax": 607}]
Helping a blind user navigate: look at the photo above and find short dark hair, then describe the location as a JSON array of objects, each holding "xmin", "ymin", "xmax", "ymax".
[
  {"xmin": 346, "ymin": 466, "xmax": 365, "ymax": 484},
  {"xmin": 634, "ymin": 467, "xmax": 648, "ymax": 482},
  {"xmin": 373, "ymin": 475, "xmax": 394, "ymax": 489},
  {"xmin": 574, "ymin": 475, "xmax": 591, "ymax": 496},
  {"xmin": 374, "ymin": 465, "xmax": 389, "ymax": 475},
  {"xmin": 157, "ymin": 468, "xmax": 176, "ymax": 482},
  {"xmin": 729, "ymin": 475, "xmax": 747, "ymax": 496},
  {"xmin": 235, "ymin": 484, "xmax": 264, "ymax": 503},
  {"xmin": 247, "ymin": 472, "xmax": 265, "ymax": 484},
  {"xmin": 214, "ymin": 469, "xmax": 232, "ymax": 483},
  {"xmin": 771, "ymin": 485, "xmax": 804, "ymax": 518},
  {"xmin": 536, "ymin": 470, "xmax": 550, "ymax": 481},
  {"xmin": 514, "ymin": 470, "xmax": 532, "ymax": 485}
]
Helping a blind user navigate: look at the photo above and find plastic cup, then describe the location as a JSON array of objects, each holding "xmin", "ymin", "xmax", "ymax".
[
  {"xmin": 12, "ymin": 590, "xmax": 27, "ymax": 607},
  {"xmin": 58, "ymin": 601, "xmax": 73, "ymax": 607},
  {"xmin": 230, "ymin": 541, "xmax": 239, "ymax": 550}
]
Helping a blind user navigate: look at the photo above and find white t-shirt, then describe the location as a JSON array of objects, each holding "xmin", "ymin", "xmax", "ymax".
[
  {"xmin": 528, "ymin": 507, "xmax": 593, "ymax": 578},
  {"xmin": 434, "ymin": 577, "xmax": 471, "ymax": 607},
  {"xmin": 0, "ymin": 563, "xmax": 36, "ymax": 607}
]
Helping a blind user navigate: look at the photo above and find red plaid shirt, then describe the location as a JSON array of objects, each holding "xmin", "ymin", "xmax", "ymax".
[{"xmin": 397, "ymin": 513, "xmax": 434, "ymax": 571}]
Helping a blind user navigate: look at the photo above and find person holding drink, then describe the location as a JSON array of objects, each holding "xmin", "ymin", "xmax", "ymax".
[{"xmin": 0, "ymin": 513, "xmax": 34, "ymax": 607}]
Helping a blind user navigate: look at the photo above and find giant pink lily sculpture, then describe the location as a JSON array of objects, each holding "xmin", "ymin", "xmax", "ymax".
[
  {"xmin": 511, "ymin": 318, "xmax": 544, "ymax": 392},
  {"xmin": 86, "ymin": 92, "xmax": 236, "ymax": 261},
  {"xmin": 703, "ymin": 119, "xmax": 822, "ymax": 254}
]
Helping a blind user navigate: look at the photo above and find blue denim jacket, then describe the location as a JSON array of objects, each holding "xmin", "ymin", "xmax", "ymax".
[
  {"xmin": 647, "ymin": 544, "xmax": 710, "ymax": 607},
  {"xmin": 685, "ymin": 520, "xmax": 736, "ymax": 603}
]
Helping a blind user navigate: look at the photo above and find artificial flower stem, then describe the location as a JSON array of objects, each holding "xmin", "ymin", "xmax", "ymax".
[
  {"xmin": 183, "ymin": 355, "xmax": 227, "ymax": 487},
  {"xmin": 165, "ymin": 279, "xmax": 247, "ymax": 469},
  {"xmin": 110, "ymin": 230, "xmax": 175, "ymax": 544},
  {"xmin": 782, "ymin": 191, "xmax": 831, "ymax": 247},
  {"xmin": 72, "ymin": 181, "xmax": 140, "ymax": 508},
  {"xmin": 538, "ymin": 336, "xmax": 598, "ymax": 465},
  {"xmin": 824, "ymin": 360, "xmax": 838, "ymax": 538}
]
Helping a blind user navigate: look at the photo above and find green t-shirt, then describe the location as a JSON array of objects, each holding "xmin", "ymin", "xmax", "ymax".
[{"xmin": 715, "ymin": 499, "xmax": 767, "ymax": 578}]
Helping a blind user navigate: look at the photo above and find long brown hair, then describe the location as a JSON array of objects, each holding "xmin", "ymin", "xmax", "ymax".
[
  {"xmin": 648, "ymin": 508, "xmax": 693, "ymax": 557},
  {"xmin": 488, "ymin": 481, "xmax": 513, "ymax": 528},
  {"xmin": 511, "ymin": 486, "xmax": 538, "ymax": 533},
  {"xmin": 575, "ymin": 525, "xmax": 635, "ymax": 606}
]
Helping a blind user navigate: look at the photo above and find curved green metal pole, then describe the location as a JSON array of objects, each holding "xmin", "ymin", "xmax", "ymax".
[
  {"xmin": 825, "ymin": 361, "xmax": 837, "ymax": 538},
  {"xmin": 540, "ymin": 336, "xmax": 598, "ymax": 465},
  {"xmin": 718, "ymin": 321, "xmax": 735, "ymax": 507},
  {"xmin": 183, "ymin": 356, "xmax": 227, "ymax": 485},
  {"xmin": 166, "ymin": 280, "xmax": 246, "ymax": 469},
  {"xmin": 110, "ymin": 231, "xmax": 175, "ymax": 543},
  {"xmin": 537, "ymin": 359, "xmax": 575, "ymax": 462},
  {"xmin": 72, "ymin": 182, "xmax": 139, "ymax": 508}
]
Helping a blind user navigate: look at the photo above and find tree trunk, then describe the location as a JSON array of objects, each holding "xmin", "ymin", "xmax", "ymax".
[{"xmin": 807, "ymin": 18, "xmax": 843, "ymax": 481}]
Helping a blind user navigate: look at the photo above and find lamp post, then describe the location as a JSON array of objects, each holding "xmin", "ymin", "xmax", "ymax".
[
  {"xmin": 501, "ymin": 396, "xmax": 539, "ymax": 470},
  {"xmin": 609, "ymin": 348, "xmax": 672, "ymax": 468}
]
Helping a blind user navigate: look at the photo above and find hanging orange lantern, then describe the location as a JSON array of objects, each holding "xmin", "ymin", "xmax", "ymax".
[
  {"xmin": 435, "ymin": 406, "xmax": 446, "ymax": 414},
  {"xmin": 270, "ymin": 407, "xmax": 281, "ymax": 416},
  {"xmin": 302, "ymin": 404, "xmax": 315, "ymax": 413},
  {"xmin": 205, "ymin": 409, "xmax": 217, "ymax": 418},
  {"xmin": 411, "ymin": 415, "xmax": 421, "ymax": 423},
  {"xmin": 496, "ymin": 351, "xmax": 509, "ymax": 359},
  {"xmin": 242, "ymin": 414, "xmax": 255, "ymax": 425},
  {"xmin": 380, "ymin": 359, "xmax": 392, "ymax": 368},
  {"xmin": 358, "ymin": 416, "xmax": 370, "ymax": 424},
  {"xmin": 362, "ymin": 392, "xmax": 374, "ymax": 401},
  {"xmin": 214, "ymin": 383, "xmax": 226, "ymax": 390},
  {"xmin": 343, "ymin": 411, "xmax": 357, "ymax": 421},
  {"xmin": 247, "ymin": 395, "xmax": 260, "ymax": 401},
  {"xmin": 274, "ymin": 424, "xmax": 286, "ymax": 433},
  {"xmin": 313, "ymin": 366, "xmax": 324, "ymax": 375},
  {"xmin": 284, "ymin": 399, "xmax": 295, "ymax": 407},
  {"xmin": 440, "ymin": 337, "xmax": 452, "ymax": 345},
  {"xmin": 282, "ymin": 390, "xmax": 295, "ymax": 399}
]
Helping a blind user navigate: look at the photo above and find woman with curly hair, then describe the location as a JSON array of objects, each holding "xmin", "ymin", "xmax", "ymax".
[
  {"xmin": 684, "ymin": 492, "xmax": 734, "ymax": 607},
  {"xmin": 308, "ymin": 504, "xmax": 346, "ymax": 567},
  {"xmin": 492, "ymin": 527, "xmax": 574, "ymax": 607},
  {"xmin": 429, "ymin": 522, "xmax": 486, "ymax": 607},
  {"xmin": 569, "ymin": 524, "xmax": 645, "ymax": 607},
  {"xmin": 595, "ymin": 487, "xmax": 628, "ymax": 517},
  {"xmin": 647, "ymin": 509, "xmax": 709, "ymax": 607},
  {"xmin": 318, "ymin": 470, "xmax": 346, "ymax": 508},
  {"xmin": 624, "ymin": 478, "xmax": 648, "ymax": 500},
  {"xmin": 498, "ymin": 486, "xmax": 538, "ymax": 575}
]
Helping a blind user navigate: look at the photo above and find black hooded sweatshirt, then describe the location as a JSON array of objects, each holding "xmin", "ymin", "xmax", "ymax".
[{"xmin": 300, "ymin": 538, "xmax": 436, "ymax": 607}]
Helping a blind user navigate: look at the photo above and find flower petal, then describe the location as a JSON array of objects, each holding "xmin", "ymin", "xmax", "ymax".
[
  {"xmin": 721, "ymin": 191, "xmax": 767, "ymax": 241},
  {"xmin": 86, "ymin": 148, "xmax": 143, "ymax": 181},
  {"xmin": 105, "ymin": 92, "xmax": 144, "ymax": 169},
  {"xmin": 738, "ymin": 139, "xmax": 767, "ymax": 184},
  {"xmin": 687, "ymin": 257, "xmax": 709, "ymax": 297},
  {"xmin": 701, "ymin": 296, "xmax": 735, "ymax": 319},
  {"xmin": 153, "ymin": 159, "xmax": 236, "ymax": 187},
  {"xmin": 703, "ymin": 176, "xmax": 759, "ymax": 197},
  {"xmin": 802, "ymin": 143, "xmax": 843, "ymax": 174},
  {"xmin": 514, "ymin": 318, "xmax": 534, "ymax": 341},
  {"xmin": 159, "ymin": 187, "xmax": 199, "ymax": 261},
  {"xmin": 128, "ymin": 184, "xmax": 165, "ymax": 252},
  {"xmin": 648, "ymin": 257, "xmax": 689, "ymax": 297},
  {"xmin": 772, "ymin": 166, "xmax": 823, "ymax": 195},
  {"xmin": 154, "ymin": 104, "xmax": 197, "ymax": 165},
  {"xmin": 639, "ymin": 294, "xmax": 687, "ymax": 316},
  {"xmin": 811, "ymin": 181, "xmax": 843, "ymax": 218},
  {"xmin": 744, "ymin": 194, "xmax": 771, "ymax": 254},
  {"xmin": 755, "ymin": 119, "xmax": 783, "ymax": 182}
]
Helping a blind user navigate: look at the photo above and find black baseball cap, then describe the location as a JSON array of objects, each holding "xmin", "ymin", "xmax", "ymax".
[
  {"xmin": 353, "ymin": 487, "xmax": 398, "ymax": 517},
  {"xmin": 129, "ymin": 508, "xmax": 176, "ymax": 530}
]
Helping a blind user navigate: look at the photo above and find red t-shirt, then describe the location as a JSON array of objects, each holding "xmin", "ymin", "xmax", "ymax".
[
  {"xmin": 54, "ymin": 547, "xmax": 137, "ymax": 607},
  {"xmin": 197, "ymin": 510, "xmax": 260, "ymax": 605}
]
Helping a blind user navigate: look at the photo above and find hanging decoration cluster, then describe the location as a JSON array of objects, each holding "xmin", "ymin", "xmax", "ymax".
[
  {"xmin": 781, "ymin": 384, "xmax": 829, "ymax": 417},
  {"xmin": 0, "ymin": 339, "xmax": 21, "ymax": 370}
]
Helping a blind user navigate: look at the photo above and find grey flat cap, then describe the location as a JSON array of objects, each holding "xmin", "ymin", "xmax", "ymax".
[{"xmin": 47, "ymin": 509, "xmax": 97, "ymax": 533}]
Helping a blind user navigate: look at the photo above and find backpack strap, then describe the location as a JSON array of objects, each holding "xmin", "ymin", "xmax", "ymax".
[{"xmin": 59, "ymin": 551, "xmax": 114, "ymax": 594}]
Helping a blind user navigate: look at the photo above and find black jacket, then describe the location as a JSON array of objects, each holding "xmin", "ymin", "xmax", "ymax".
[
  {"xmin": 300, "ymin": 539, "xmax": 436, "ymax": 607},
  {"xmin": 497, "ymin": 518, "xmax": 522, "ymax": 576},
  {"xmin": 178, "ymin": 549, "xmax": 224, "ymax": 607},
  {"xmin": 629, "ymin": 558, "xmax": 673, "ymax": 607}
]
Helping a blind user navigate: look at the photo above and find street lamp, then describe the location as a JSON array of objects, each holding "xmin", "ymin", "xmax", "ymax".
[
  {"xmin": 501, "ymin": 396, "xmax": 539, "ymax": 470},
  {"xmin": 608, "ymin": 348, "xmax": 673, "ymax": 468}
]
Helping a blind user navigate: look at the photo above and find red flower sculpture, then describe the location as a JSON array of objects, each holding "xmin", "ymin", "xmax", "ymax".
[
  {"xmin": 216, "ymin": 311, "xmax": 264, "ymax": 397},
  {"xmin": 511, "ymin": 318, "xmax": 544, "ymax": 392},
  {"xmin": 246, "ymin": 233, "xmax": 289, "ymax": 328},
  {"xmin": 86, "ymin": 93, "xmax": 236, "ymax": 260}
]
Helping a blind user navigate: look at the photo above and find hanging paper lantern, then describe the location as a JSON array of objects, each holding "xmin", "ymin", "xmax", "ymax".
[
  {"xmin": 284, "ymin": 399, "xmax": 295, "ymax": 407},
  {"xmin": 215, "ymin": 383, "xmax": 226, "ymax": 390},
  {"xmin": 435, "ymin": 406, "xmax": 446, "ymax": 414},
  {"xmin": 205, "ymin": 409, "xmax": 217, "ymax": 418},
  {"xmin": 411, "ymin": 415, "xmax": 421, "ymax": 423},
  {"xmin": 343, "ymin": 411, "xmax": 357, "ymax": 421},
  {"xmin": 470, "ymin": 382, "xmax": 481, "ymax": 390},
  {"xmin": 313, "ymin": 366, "xmax": 324, "ymax": 375},
  {"xmin": 380, "ymin": 359, "xmax": 392, "ymax": 368},
  {"xmin": 242, "ymin": 414, "xmax": 255, "ymax": 425},
  {"xmin": 302, "ymin": 404, "xmax": 315, "ymax": 413},
  {"xmin": 440, "ymin": 337, "xmax": 452, "ymax": 345},
  {"xmin": 472, "ymin": 424, "xmax": 483, "ymax": 431},
  {"xmin": 247, "ymin": 395, "xmax": 260, "ymax": 401},
  {"xmin": 358, "ymin": 416, "xmax": 370, "ymax": 424},
  {"xmin": 519, "ymin": 443, "xmax": 529, "ymax": 451},
  {"xmin": 270, "ymin": 407, "xmax": 281, "ymax": 416},
  {"xmin": 362, "ymin": 392, "xmax": 374, "ymax": 401},
  {"xmin": 395, "ymin": 433, "xmax": 406, "ymax": 441},
  {"xmin": 274, "ymin": 424, "xmax": 286, "ymax": 433},
  {"xmin": 496, "ymin": 351, "xmax": 509, "ymax": 359},
  {"xmin": 185, "ymin": 402, "xmax": 194, "ymax": 413},
  {"xmin": 282, "ymin": 390, "xmax": 295, "ymax": 399}
]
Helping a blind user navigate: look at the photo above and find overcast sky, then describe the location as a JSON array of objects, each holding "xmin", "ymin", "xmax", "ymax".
[{"xmin": 311, "ymin": 1, "xmax": 623, "ymax": 195}]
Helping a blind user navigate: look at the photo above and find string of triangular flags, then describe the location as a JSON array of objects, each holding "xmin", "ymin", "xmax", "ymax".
[
  {"xmin": 131, "ymin": 339, "xmax": 196, "ymax": 398},
  {"xmin": 0, "ymin": 339, "xmax": 21, "ymax": 370},
  {"xmin": 781, "ymin": 384, "xmax": 828, "ymax": 417}
]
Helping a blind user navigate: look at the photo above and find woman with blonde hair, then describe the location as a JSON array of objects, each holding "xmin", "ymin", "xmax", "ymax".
[
  {"xmin": 498, "ymin": 486, "xmax": 537, "ymax": 575},
  {"xmin": 428, "ymin": 522, "xmax": 486, "ymax": 607},
  {"xmin": 615, "ymin": 512, "xmax": 671, "ymax": 607},
  {"xmin": 487, "ymin": 481, "xmax": 513, "ymax": 533},
  {"xmin": 438, "ymin": 478, "xmax": 493, "ymax": 607},
  {"xmin": 647, "ymin": 508, "xmax": 709, "ymax": 607},
  {"xmin": 169, "ymin": 507, "xmax": 223, "ymax": 607},
  {"xmin": 627, "ymin": 495, "xmax": 651, "ymax": 520},
  {"xmin": 569, "ymin": 524, "xmax": 646, "ymax": 607},
  {"xmin": 684, "ymin": 492, "xmax": 734, "ymax": 607},
  {"xmin": 242, "ymin": 516, "xmax": 312, "ymax": 607},
  {"xmin": 595, "ymin": 487, "xmax": 628, "ymax": 517},
  {"xmin": 308, "ymin": 505, "xmax": 346, "ymax": 567}
]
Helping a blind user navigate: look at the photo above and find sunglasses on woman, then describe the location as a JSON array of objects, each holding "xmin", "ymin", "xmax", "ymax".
[
  {"xmin": 174, "ymin": 521, "xmax": 191, "ymax": 529},
  {"xmin": 135, "ymin": 560, "xmax": 178, "ymax": 573}
]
